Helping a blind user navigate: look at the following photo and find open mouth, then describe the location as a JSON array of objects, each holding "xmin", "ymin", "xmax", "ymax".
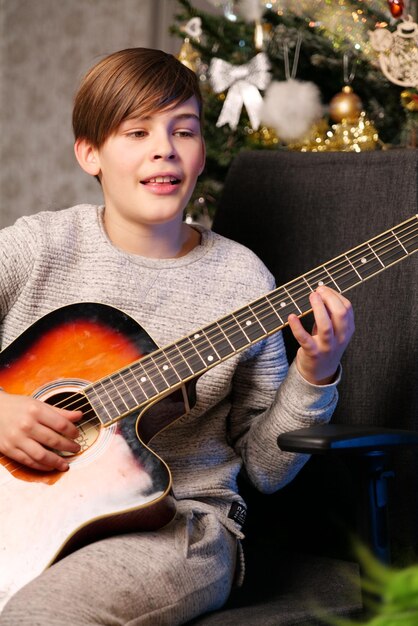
[{"xmin": 141, "ymin": 176, "xmax": 181, "ymax": 185}]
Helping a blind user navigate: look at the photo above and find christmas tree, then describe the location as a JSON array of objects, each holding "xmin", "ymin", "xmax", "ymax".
[{"xmin": 171, "ymin": 0, "xmax": 418, "ymax": 222}]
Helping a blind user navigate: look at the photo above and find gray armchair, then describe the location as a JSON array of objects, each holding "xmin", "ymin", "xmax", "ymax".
[{"xmin": 189, "ymin": 149, "xmax": 418, "ymax": 625}]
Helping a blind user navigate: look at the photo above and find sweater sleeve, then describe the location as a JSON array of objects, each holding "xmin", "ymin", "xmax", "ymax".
[
  {"xmin": 0, "ymin": 216, "xmax": 39, "ymax": 317},
  {"xmin": 228, "ymin": 297, "xmax": 339, "ymax": 495}
]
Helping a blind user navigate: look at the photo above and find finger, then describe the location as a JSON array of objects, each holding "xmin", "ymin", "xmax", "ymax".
[
  {"xmin": 316, "ymin": 286, "xmax": 354, "ymax": 341},
  {"xmin": 37, "ymin": 405, "xmax": 82, "ymax": 440},
  {"xmin": 30, "ymin": 422, "xmax": 81, "ymax": 454},
  {"xmin": 288, "ymin": 314, "xmax": 316, "ymax": 352},
  {"xmin": 13, "ymin": 441, "xmax": 71, "ymax": 472},
  {"xmin": 316, "ymin": 286, "xmax": 352, "ymax": 314},
  {"xmin": 309, "ymin": 292, "xmax": 334, "ymax": 341}
]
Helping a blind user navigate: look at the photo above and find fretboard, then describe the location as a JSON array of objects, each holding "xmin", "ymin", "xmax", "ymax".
[{"xmin": 84, "ymin": 215, "xmax": 418, "ymax": 425}]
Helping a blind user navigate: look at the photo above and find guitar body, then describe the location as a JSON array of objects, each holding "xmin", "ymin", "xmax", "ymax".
[{"xmin": 0, "ymin": 303, "xmax": 183, "ymax": 611}]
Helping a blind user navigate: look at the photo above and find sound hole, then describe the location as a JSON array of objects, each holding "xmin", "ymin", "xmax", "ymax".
[{"xmin": 44, "ymin": 391, "xmax": 101, "ymax": 458}]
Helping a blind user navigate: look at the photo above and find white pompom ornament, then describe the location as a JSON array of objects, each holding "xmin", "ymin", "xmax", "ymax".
[
  {"xmin": 238, "ymin": 0, "xmax": 264, "ymax": 23},
  {"xmin": 260, "ymin": 79, "xmax": 323, "ymax": 143}
]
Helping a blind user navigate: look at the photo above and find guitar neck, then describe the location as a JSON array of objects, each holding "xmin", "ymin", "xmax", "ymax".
[{"xmin": 85, "ymin": 215, "xmax": 418, "ymax": 426}]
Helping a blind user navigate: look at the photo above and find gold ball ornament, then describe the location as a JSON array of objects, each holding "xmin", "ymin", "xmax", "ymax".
[
  {"xmin": 401, "ymin": 90, "xmax": 418, "ymax": 113},
  {"xmin": 329, "ymin": 86, "xmax": 363, "ymax": 123}
]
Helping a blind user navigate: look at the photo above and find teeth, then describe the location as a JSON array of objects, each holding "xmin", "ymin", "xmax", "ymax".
[{"xmin": 148, "ymin": 176, "xmax": 177, "ymax": 183}]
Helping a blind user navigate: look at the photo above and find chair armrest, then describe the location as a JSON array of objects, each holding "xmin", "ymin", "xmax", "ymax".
[{"xmin": 277, "ymin": 423, "xmax": 418, "ymax": 454}]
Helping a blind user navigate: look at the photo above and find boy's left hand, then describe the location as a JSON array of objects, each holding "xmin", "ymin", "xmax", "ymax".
[{"xmin": 287, "ymin": 285, "xmax": 355, "ymax": 386}]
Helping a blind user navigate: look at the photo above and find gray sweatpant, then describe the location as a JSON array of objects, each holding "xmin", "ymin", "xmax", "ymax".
[{"xmin": 0, "ymin": 500, "xmax": 237, "ymax": 626}]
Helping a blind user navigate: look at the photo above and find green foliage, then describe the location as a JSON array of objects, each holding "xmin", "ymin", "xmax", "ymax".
[{"xmin": 329, "ymin": 544, "xmax": 418, "ymax": 626}]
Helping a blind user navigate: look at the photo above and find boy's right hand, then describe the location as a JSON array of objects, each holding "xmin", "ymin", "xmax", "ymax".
[{"xmin": 0, "ymin": 391, "xmax": 82, "ymax": 472}]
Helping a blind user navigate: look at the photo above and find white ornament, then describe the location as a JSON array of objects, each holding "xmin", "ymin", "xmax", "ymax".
[
  {"xmin": 210, "ymin": 53, "xmax": 271, "ymax": 130},
  {"xmin": 260, "ymin": 79, "xmax": 323, "ymax": 143},
  {"xmin": 238, "ymin": 0, "xmax": 264, "ymax": 23},
  {"xmin": 182, "ymin": 17, "xmax": 202, "ymax": 40},
  {"xmin": 369, "ymin": 16, "xmax": 418, "ymax": 88}
]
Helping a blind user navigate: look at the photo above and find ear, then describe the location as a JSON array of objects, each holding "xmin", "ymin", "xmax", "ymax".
[
  {"xmin": 198, "ymin": 139, "xmax": 206, "ymax": 176},
  {"xmin": 74, "ymin": 138, "xmax": 101, "ymax": 177}
]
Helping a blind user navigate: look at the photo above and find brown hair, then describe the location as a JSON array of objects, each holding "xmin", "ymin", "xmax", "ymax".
[{"xmin": 72, "ymin": 48, "xmax": 203, "ymax": 148}]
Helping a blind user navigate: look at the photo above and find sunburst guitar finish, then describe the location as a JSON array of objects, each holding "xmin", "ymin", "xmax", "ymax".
[{"xmin": 0, "ymin": 304, "xmax": 179, "ymax": 612}]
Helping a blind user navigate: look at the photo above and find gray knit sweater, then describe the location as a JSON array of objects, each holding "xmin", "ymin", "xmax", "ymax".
[{"xmin": 0, "ymin": 205, "xmax": 339, "ymax": 536}]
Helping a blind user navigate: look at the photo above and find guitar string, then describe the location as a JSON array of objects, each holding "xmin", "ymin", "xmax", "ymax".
[
  {"xmin": 2, "ymin": 223, "xmax": 418, "ymax": 475},
  {"xmin": 1, "ymin": 221, "xmax": 417, "ymax": 473},
  {"xmin": 49, "ymin": 219, "xmax": 418, "ymax": 413},
  {"xmin": 17, "ymin": 223, "xmax": 418, "ymax": 436},
  {"xmin": 10, "ymin": 220, "xmax": 417, "ymax": 424},
  {"xmin": 26, "ymin": 221, "xmax": 418, "ymax": 421},
  {"xmin": 94, "ymin": 223, "xmax": 418, "ymax": 416}
]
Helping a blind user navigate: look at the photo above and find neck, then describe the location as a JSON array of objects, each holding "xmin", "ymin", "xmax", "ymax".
[{"xmin": 102, "ymin": 211, "xmax": 200, "ymax": 258}]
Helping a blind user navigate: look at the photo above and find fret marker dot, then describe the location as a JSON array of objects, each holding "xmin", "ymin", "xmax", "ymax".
[
  {"xmin": 207, "ymin": 355, "xmax": 214, "ymax": 362},
  {"xmin": 140, "ymin": 376, "xmax": 147, "ymax": 383},
  {"xmin": 162, "ymin": 365, "xmax": 169, "ymax": 371},
  {"xmin": 245, "ymin": 320, "xmax": 252, "ymax": 326},
  {"xmin": 194, "ymin": 333, "xmax": 200, "ymax": 339},
  {"xmin": 280, "ymin": 301, "xmax": 286, "ymax": 308},
  {"xmin": 318, "ymin": 281, "xmax": 324, "ymax": 286},
  {"xmin": 361, "ymin": 257, "xmax": 367, "ymax": 264}
]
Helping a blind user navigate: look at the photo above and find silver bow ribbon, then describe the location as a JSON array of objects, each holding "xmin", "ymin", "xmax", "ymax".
[{"xmin": 209, "ymin": 53, "xmax": 271, "ymax": 130}]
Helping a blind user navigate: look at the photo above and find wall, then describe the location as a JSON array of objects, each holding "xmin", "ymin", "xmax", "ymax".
[{"xmin": 0, "ymin": 0, "xmax": 186, "ymax": 228}]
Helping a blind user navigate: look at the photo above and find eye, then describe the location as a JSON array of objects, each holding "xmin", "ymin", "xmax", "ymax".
[
  {"xmin": 127, "ymin": 130, "xmax": 147, "ymax": 138},
  {"xmin": 174, "ymin": 129, "xmax": 200, "ymax": 139}
]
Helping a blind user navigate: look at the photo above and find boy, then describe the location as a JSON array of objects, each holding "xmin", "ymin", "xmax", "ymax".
[{"xmin": 0, "ymin": 48, "xmax": 354, "ymax": 625}]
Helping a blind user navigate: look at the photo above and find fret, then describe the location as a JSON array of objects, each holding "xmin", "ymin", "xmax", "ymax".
[
  {"xmin": 323, "ymin": 265, "xmax": 342, "ymax": 292},
  {"xmin": 114, "ymin": 370, "xmax": 146, "ymax": 408},
  {"xmin": 350, "ymin": 246, "xmax": 383, "ymax": 280},
  {"xmin": 86, "ymin": 384, "xmax": 120, "ymax": 424},
  {"xmin": 367, "ymin": 242, "xmax": 385, "ymax": 269},
  {"xmin": 220, "ymin": 314, "xmax": 250, "ymax": 350},
  {"xmin": 205, "ymin": 322, "xmax": 235, "ymax": 359},
  {"xmin": 139, "ymin": 357, "xmax": 171, "ymax": 395},
  {"xmin": 392, "ymin": 230, "xmax": 408, "ymax": 255},
  {"xmin": 271, "ymin": 289, "xmax": 298, "ymax": 323},
  {"xmin": 190, "ymin": 329, "xmax": 221, "ymax": 367},
  {"xmin": 164, "ymin": 344, "xmax": 195, "ymax": 379},
  {"xmin": 375, "ymin": 233, "xmax": 407, "ymax": 267},
  {"xmin": 399, "ymin": 222, "xmax": 418, "ymax": 253},
  {"xmin": 235, "ymin": 304, "xmax": 267, "ymax": 342},
  {"xmin": 152, "ymin": 350, "xmax": 181, "ymax": 387},
  {"xmin": 324, "ymin": 259, "xmax": 357, "ymax": 293},
  {"xmin": 176, "ymin": 337, "xmax": 206, "ymax": 374},
  {"xmin": 283, "ymin": 286, "xmax": 302, "ymax": 314},
  {"xmin": 103, "ymin": 376, "xmax": 131, "ymax": 414},
  {"xmin": 302, "ymin": 276, "xmax": 314, "ymax": 293},
  {"xmin": 231, "ymin": 313, "xmax": 252, "ymax": 344},
  {"xmin": 345, "ymin": 255, "xmax": 362, "ymax": 282},
  {"xmin": 303, "ymin": 267, "xmax": 330, "ymax": 291},
  {"xmin": 128, "ymin": 361, "xmax": 158, "ymax": 399},
  {"xmin": 96, "ymin": 379, "xmax": 126, "ymax": 415},
  {"xmin": 150, "ymin": 352, "xmax": 181, "ymax": 388},
  {"xmin": 259, "ymin": 294, "xmax": 284, "ymax": 331},
  {"xmin": 287, "ymin": 281, "xmax": 312, "ymax": 313}
]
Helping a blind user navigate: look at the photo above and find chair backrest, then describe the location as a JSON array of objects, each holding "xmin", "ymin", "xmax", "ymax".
[{"xmin": 213, "ymin": 149, "xmax": 418, "ymax": 560}]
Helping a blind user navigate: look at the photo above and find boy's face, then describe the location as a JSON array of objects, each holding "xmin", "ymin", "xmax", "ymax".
[{"xmin": 76, "ymin": 96, "xmax": 205, "ymax": 239}]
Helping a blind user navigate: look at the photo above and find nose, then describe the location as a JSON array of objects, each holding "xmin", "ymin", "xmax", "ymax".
[
  {"xmin": 152, "ymin": 132, "xmax": 177, "ymax": 161},
  {"xmin": 153, "ymin": 151, "xmax": 176, "ymax": 160}
]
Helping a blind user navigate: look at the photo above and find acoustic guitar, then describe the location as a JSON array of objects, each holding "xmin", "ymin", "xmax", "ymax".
[{"xmin": 0, "ymin": 215, "xmax": 417, "ymax": 611}]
